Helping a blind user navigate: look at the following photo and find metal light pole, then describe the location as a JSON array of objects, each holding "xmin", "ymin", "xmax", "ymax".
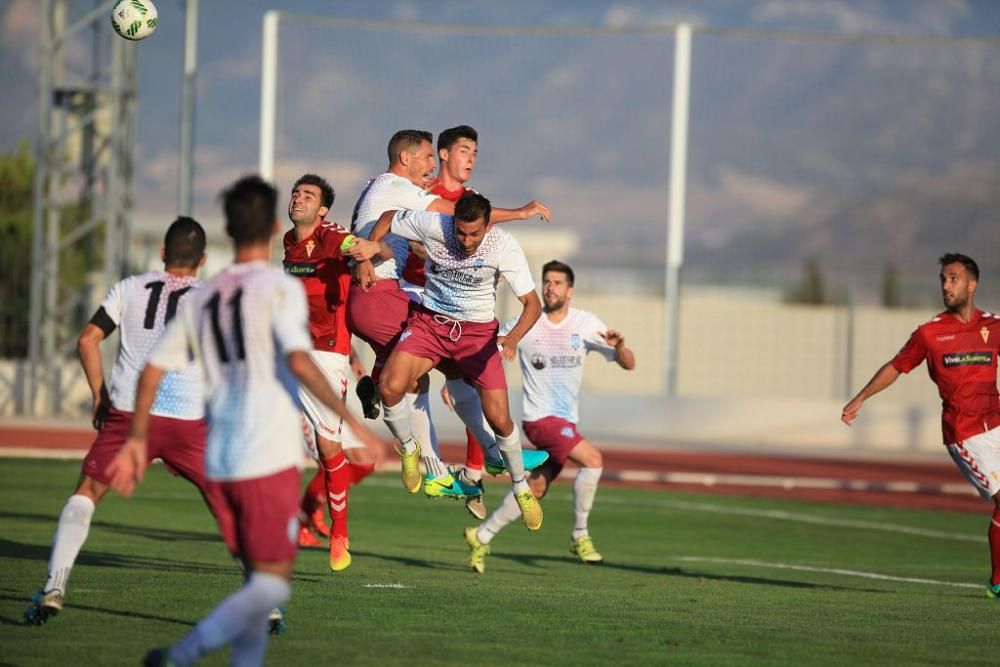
[{"xmin": 177, "ymin": 0, "xmax": 198, "ymax": 216}]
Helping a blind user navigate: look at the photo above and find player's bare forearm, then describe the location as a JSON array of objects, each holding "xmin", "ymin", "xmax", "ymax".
[
  {"xmin": 498, "ymin": 291, "xmax": 542, "ymax": 360},
  {"xmin": 371, "ymin": 210, "xmax": 397, "ymax": 243},
  {"xmin": 129, "ymin": 364, "xmax": 166, "ymax": 441},
  {"xmin": 492, "ymin": 200, "xmax": 552, "ymax": 224},
  {"xmin": 288, "ymin": 350, "xmax": 352, "ymax": 422},
  {"xmin": 615, "ymin": 344, "xmax": 636, "ymax": 370},
  {"xmin": 841, "ymin": 361, "xmax": 900, "ymax": 425},
  {"xmin": 77, "ymin": 323, "xmax": 107, "ymax": 399}
]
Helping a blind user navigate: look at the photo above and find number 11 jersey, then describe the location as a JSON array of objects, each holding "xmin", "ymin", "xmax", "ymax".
[
  {"xmin": 149, "ymin": 260, "xmax": 313, "ymax": 481},
  {"xmin": 98, "ymin": 270, "xmax": 203, "ymax": 419}
]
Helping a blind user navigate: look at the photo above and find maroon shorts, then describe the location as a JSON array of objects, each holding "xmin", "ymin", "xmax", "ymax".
[
  {"xmin": 206, "ymin": 467, "xmax": 302, "ymax": 562},
  {"xmin": 522, "ymin": 416, "xmax": 584, "ymax": 477},
  {"xmin": 395, "ymin": 306, "xmax": 507, "ymax": 390},
  {"xmin": 347, "ymin": 279, "xmax": 413, "ymax": 369},
  {"xmin": 82, "ymin": 407, "xmax": 208, "ymax": 491}
]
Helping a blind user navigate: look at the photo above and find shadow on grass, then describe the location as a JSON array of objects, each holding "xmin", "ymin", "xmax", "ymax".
[
  {"xmin": 492, "ymin": 552, "xmax": 882, "ymax": 592},
  {"xmin": 0, "ymin": 538, "xmax": 237, "ymax": 576},
  {"xmin": 343, "ymin": 548, "xmax": 465, "ymax": 572},
  {"xmin": 0, "ymin": 593, "xmax": 194, "ymax": 627},
  {"xmin": 0, "ymin": 510, "xmax": 219, "ymax": 544}
]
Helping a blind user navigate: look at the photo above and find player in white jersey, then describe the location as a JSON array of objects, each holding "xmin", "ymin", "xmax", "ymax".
[
  {"xmin": 107, "ymin": 176, "xmax": 380, "ymax": 667},
  {"xmin": 23, "ymin": 218, "xmax": 212, "ymax": 626},
  {"xmin": 349, "ymin": 129, "xmax": 552, "ymax": 499},
  {"xmin": 371, "ymin": 192, "xmax": 546, "ymax": 530},
  {"xmin": 464, "ymin": 260, "xmax": 636, "ymax": 573}
]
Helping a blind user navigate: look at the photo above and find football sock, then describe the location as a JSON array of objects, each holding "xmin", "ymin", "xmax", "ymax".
[
  {"xmin": 496, "ymin": 428, "xmax": 529, "ymax": 494},
  {"xmin": 382, "ymin": 399, "xmax": 416, "ymax": 453},
  {"xmin": 461, "ymin": 462, "xmax": 482, "ymax": 484},
  {"xmin": 44, "ymin": 494, "xmax": 95, "ymax": 594},
  {"xmin": 230, "ymin": 615, "xmax": 269, "ymax": 667},
  {"xmin": 408, "ymin": 391, "xmax": 447, "ymax": 475},
  {"xmin": 465, "ymin": 428, "xmax": 485, "ymax": 472},
  {"xmin": 169, "ymin": 572, "xmax": 290, "ymax": 667},
  {"xmin": 990, "ymin": 508, "xmax": 1000, "ymax": 586},
  {"xmin": 445, "ymin": 379, "xmax": 501, "ymax": 461},
  {"xmin": 409, "ymin": 391, "xmax": 442, "ymax": 457},
  {"xmin": 572, "ymin": 467, "xmax": 603, "ymax": 540},
  {"xmin": 348, "ymin": 461, "xmax": 376, "ymax": 486},
  {"xmin": 477, "ymin": 490, "xmax": 521, "ymax": 545},
  {"xmin": 300, "ymin": 469, "xmax": 325, "ymax": 515},
  {"xmin": 322, "ymin": 452, "xmax": 349, "ymax": 540}
]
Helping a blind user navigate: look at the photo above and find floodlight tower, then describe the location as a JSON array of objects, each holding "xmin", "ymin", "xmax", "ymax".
[{"xmin": 26, "ymin": 0, "xmax": 137, "ymax": 415}]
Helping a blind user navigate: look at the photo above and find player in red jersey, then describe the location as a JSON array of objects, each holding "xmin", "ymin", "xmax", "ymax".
[
  {"xmin": 283, "ymin": 174, "xmax": 390, "ymax": 571},
  {"xmin": 843, "ymin": 253, "xmax": 1000, "ymax": 601}
]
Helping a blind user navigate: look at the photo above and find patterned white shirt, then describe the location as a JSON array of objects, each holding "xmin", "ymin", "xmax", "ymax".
[
  {"xmin": 149, "ymin": 261, "xmax": 312, "ymax": 481},
  {"xmin": 99, "ymin": 271, "xmax": 203, "ymax": 419},
  {"xmin": 501, "ymin": 308, "xmax": 616, "ymax": 423},
  {"xmin": 350, "ymin": 172, "xmax": 439, "ymax": 280},
  {"xmin": 390, "ymin": 210, "xmax": 535, "ymax": 323}
]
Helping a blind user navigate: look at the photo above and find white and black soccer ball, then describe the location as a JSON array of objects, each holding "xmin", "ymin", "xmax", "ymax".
[{"xmin": 110, "ymin": 0, "xmax": 158, "ymax": 41}]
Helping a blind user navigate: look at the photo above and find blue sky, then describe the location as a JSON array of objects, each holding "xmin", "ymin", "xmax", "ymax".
[{"xmin": 3, "ymin": 1, "xmax": 999, "ymax": 299}]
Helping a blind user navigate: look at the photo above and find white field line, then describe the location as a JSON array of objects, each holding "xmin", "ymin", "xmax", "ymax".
[
  {"xmin": 591, "ymin": 494, "xmax": 986, "ymax": 543},
  {"xmin": 674, "ymin": 556, "xmax": 982, "ymax": 589},
  {"xmin": 362, "ymin": 583, "xmax": 409, "ymax": 589}
]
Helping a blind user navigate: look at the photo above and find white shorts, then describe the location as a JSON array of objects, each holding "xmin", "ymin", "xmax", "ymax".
[
  {"xmin": 298, "ymin": 350, "xmax": 364, "ymax": 458},
  {"xmin": 401, "ymin": 280, "xmax": 424, "ymax": 305},
  {"xmin": 947, "ymin": 426, "xmax": 1000, "ymax": 500}
]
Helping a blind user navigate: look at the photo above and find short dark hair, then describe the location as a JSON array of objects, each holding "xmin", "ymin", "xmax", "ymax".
[
  {"xmin": 438, "ymin": 125, "xmax": 478, "ymax": 153},
  {"xmin": 542, "ymin": 260, "xmax": 575, "ymax": 286},
  {"xmin": 220, "ymin": 175, "xmax": 278, "ymax": 246},
  {"xmin": 939, "ymin": 252, "xmax": 979, "ymax": 281},
  {"xmin": 163, "ymin": 216, "xmax": 206, "ymax": 269},
  {"xmin": 454, "ymin": 191, "xmax": 491, "ymax": 226},
  {"xmin": 387, "ymin": 129, "xmax": 433, "ymax": 165},
  {"xmin": 293, "ymin": 173, "xmax": 335, "ymax": 209}
]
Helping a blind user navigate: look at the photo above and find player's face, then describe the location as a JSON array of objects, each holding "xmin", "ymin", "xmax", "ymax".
[
  {"xmin": 407, "ymin": 140, "xmax": 437, "ymax": 187},
  {"xmin": 542, "ymin": 271, "xmax": 573, "ymax": 312},
  {"xmin": 440, "ymin": 138, "xmax": 478, "ymax": 184},
  {"xmin": 940, "ymin": 262, "xmax": 976, "ymax": 311},
  {"xmin": 455, "ymin": 217, "xmax": 488, "ymax": 255},
  {"xmin": 288, "ymin": 184, "xmax": 326, "ymax": 225}
]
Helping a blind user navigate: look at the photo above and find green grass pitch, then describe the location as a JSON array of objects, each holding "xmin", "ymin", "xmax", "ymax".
[{"xmin": 1, "ymin": 458, "xmax": 998, "ymax": 666}]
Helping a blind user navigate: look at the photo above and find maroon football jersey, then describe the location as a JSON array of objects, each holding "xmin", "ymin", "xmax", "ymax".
[
  {"xmin": 892, "ymin": 309, "xmax": 1000, "ymax": 444},
  {"xmin": 282, "ymin": 222, "xmax": 353, "ymax": 354}
]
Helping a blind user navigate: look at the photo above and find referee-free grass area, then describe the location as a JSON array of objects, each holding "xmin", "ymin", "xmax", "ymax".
[{"xmin": 0, "ymin": 458, "xmax": 997, "ymax": 666}]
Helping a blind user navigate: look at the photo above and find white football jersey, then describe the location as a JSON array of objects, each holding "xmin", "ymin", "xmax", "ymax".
[
  {"xmin": 350, "ymin": 172, "xmax": 439, "ymax": 280},
  {"xmin": 149, "ymin": 261, "xmax": 313, "ymax": 481},
  {"xmin": 390, "ymin": 210, "xmax": 535, "ymax": 323},
  {"xmin": 501, "ymin": 308, "xmax": 616, "ymax": 423},
  {"xmin": 99, "ymin": 271, "xmax": 203, "ymax": 419}
]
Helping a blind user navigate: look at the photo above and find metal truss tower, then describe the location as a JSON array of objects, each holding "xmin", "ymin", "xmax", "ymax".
[{"xmin": 26, "ymin": 0, "xmax": 136, "ymax": 415}]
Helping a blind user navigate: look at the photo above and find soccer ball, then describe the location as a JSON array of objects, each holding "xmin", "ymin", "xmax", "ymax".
[{"xmin": 110, "ymin": 0, "xmax": 158, "ymax": 41}]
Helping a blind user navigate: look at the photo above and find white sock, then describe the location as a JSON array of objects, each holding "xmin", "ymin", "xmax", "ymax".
[
  {"xmin": 446, "ymin": 379, "xmax": 500, "ymax": 460},
  {"xmin": 44, "ymin": 494, "xmax": 95, "ymax": 594},
  {"xmin": 169, "ymin": 572, "xmax": 290, "ymax": 667},
  {"xmin": 572, "ymin": 467, "xmax": 603, "ymax": 540},
  {"xmin": 230, "ymin": 613, "xmax": 270, "ymax": 667},
  {"xmin": 382, "ymin": 399, "xmax": 416, "ymax": 454},
  {"xmin": 459, "ymin": 466, "xmax": 482, "ymax": 484},
  {"xmin": 410, "ymin": 391, "xmax": 441, "ymax": 456},
  {"xmin": 476, "ymin": 490, "xmax": 521, "ymax": 545},
  {"xmin": 496, "ymin": 428, "xmax": 529, "ymax": 493}
]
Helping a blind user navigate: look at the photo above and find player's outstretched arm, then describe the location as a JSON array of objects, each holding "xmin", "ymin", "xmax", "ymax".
[
  {"xmin": 78, "ymin": 322, "xmax": 111, "ymax": 430},
  {"xmin": 600, "ymin": 329, "xmax": 636, "ymax": 370},
  {"xmin": 107, "ymin": 364, "xmax": 165, "ymax": 496},
  {"xmin": 841, "ymin": 361, "xmax": 900, "ymax": 426},
  {"xmin": 287, "ymin": 350, "xmax": 383, "ymax": 452},
  {"xmin": 491, "ymin": 200, "xmax": 552, "ymax": 224},
  {"xmin": 497, "ymin": 290, "xmax": 542, "ymax": 361},
  {"xmin": 370, "ymin": 210, "xmax": 398, "ymax": 243},
  {"xmin": 344, "ymin": 238, "xmax": 393, "ymax": 262}
]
